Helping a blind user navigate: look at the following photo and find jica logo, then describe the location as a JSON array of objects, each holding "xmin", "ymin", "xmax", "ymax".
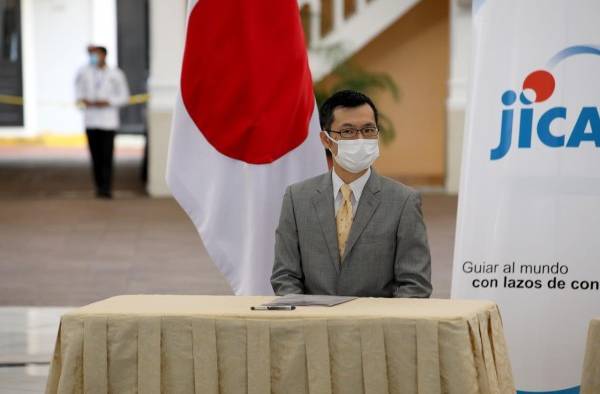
[{"xmin": 491, "ymin": 63, "xmax": 600, "ymax": 161}]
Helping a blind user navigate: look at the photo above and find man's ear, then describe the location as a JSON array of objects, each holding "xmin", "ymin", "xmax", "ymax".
[{"xmin": 319, "ymin": 131, "xmax": 331, "ymax": 150}]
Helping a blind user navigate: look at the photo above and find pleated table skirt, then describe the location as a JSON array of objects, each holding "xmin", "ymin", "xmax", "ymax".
[{"xmin": 45, "ymin": 295, "xmax": 515, "ymax": 394}]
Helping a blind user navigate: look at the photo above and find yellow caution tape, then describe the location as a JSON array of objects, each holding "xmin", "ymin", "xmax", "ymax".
[
  {"xmin": 0, "ymin": 94, "xmax": 149, "ymax": 106},
  {"xmin": 128, "ymin": 93, "xmax": 150, "ymax": 105},
  {"xmin": 0, "ymin": 133, "xmax": 88, "ymax": 147},
  {"xmin": 0, "ymin": 95, "xmax": 24, "ymax": 106}
]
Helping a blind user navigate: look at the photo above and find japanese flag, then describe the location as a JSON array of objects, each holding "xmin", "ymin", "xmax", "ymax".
[{"xmin": 167, "ymin": 0, "xmax": 327, "ymax": 295}]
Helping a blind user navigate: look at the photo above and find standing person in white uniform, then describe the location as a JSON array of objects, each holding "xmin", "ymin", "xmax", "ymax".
[{"xmin": 75, "ymin": 46, "xmax": 130, "ymax": 198}]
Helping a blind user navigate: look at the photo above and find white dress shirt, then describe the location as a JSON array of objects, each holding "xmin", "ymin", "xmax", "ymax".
[
  {"xmin": 332, "ymin": 167, "xmax": 371, "ymax": 216},
  {"xmin": 75, "ymin": 65, "xmax": 130, "ymax": 130}
]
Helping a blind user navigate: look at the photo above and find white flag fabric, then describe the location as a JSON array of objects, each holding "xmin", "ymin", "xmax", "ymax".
[
  {"xmin": 167, "ymin": 0, "xmax": 327, "ymax": 295},
  {"xmin": 452, "ymin": 1, "xmax": 600, "ymax": 393}
]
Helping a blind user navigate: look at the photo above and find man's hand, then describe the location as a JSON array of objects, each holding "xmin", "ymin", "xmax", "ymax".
[
  {"xmin": 82, "ymin": 100, "xmax": 110, "ymax": 108},
  {"xmin": 92, "ymin": 100, "xmax": 110, "ymax": 108}
]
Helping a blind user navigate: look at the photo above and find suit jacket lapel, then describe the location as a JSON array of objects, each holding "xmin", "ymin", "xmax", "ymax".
[
  {"xmin": 311, "ymin": 173, "xmax": 341, "ymax": 273},
  {"xmin": 342, "ymin": 170, "xmax": 382, "ymax": 261}
]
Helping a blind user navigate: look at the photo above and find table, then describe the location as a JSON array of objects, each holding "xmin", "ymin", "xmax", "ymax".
[
  {"xmin": 581, "ymin": 318, "xmax": 600, "ymax": 394},
  {"xmin": 45, "ymin": 295, "xmax": 514, "ymax": 394}
]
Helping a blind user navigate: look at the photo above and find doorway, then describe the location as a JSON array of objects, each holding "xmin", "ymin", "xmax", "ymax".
[{"xmin": 0, "ymin": 0, "xmax": 23, "ymax": 127}]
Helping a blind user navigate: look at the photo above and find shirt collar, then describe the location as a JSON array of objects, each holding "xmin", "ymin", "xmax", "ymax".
[{"xmin": 332, "ymin": 167, "xmax": 371, "ymax": 202}]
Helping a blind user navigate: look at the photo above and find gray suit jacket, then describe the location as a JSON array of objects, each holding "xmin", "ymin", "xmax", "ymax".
[{"xmin": 271, "ymin": 170, "xmax": 432, "ymax": 298}]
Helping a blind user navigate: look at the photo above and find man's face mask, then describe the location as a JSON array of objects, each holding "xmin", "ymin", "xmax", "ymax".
[
  {"xmin": 324, "ymin": 132, "xmax": 380, "ymax": 173},
  {"xmin": 89, "ymin": 53, "xmax": 99, "ymax": 66}
]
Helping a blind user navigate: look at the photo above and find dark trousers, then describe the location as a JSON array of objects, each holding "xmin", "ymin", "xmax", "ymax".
[{"xmin": 86, "ymin": 128, "xmax": 115, "ymax": 196}]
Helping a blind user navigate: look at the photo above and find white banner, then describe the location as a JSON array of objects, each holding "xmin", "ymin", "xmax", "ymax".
[{"xmin": 452, "ymin": 1, "xmax": 600, "ymax": 393}]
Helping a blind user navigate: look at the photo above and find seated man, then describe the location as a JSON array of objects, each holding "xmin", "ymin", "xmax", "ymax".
[{"xmin": 271, "ymin": 90, "xmax": 432, "ymax": 298}]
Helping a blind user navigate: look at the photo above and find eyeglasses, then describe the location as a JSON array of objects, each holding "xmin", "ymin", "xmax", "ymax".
[{"xmin": 327, "ymin": 126, "xmax": 379, "ymax": 139}]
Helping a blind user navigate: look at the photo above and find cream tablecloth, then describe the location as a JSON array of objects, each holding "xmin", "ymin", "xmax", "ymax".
[
  {"xmin": 581, "ymin": 318, "xmax": 600, "ymax": 394},
  {"xmin": 45, "ymin": 295, "xmax": 514, "ymax": 394}
]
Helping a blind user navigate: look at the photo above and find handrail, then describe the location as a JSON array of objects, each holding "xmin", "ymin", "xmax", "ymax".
[{"xmin": 298, "ymin": 0, "xmax": 371, "ymax": 47}]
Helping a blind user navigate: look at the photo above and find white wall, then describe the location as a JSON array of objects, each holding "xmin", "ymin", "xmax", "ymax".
[
  {"xmin": 91, "ymin": 0, "xmax": 117, "ymax": 67},
  {"xmin": 33, "ymin": 0, "xmax": 90, "ymax": 135},
  {"xmin": 1, "ymin": 0, "xmax": 117, "ymax": 137}
]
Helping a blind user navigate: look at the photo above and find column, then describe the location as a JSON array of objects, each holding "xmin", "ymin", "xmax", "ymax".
[
  {"xmin": 147, "ymin": 0, "xmax": 187, "ymax": 196},
  {"xmin": 446, "ymin": 0, "xmax": 472, "ymax": 193}
]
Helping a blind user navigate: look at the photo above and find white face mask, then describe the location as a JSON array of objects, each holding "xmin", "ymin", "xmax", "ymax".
[{"xmin": 325, "ymin": 132, "xmax": 380, "ymax": 173}]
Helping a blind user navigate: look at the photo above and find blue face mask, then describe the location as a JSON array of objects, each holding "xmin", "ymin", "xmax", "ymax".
[{"xmin": 89, "ymin": 53, "xmax": 99, "ymax": 66}]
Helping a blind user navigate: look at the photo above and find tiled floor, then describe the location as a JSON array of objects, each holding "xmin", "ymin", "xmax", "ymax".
[
  {"xmin": 0, "ymin": 307, "xmax": 69, "ymax": 363},
  {"xmin": 0, "ymin": 145, "xmax": 146, "ymax": 199},
  {"xmin": 0, "ymin": 365, "xmax": 50, "ymax": 394},
  {"xmin": 0, "ymin": 308, "xmax": 69, "ymax": 393}
]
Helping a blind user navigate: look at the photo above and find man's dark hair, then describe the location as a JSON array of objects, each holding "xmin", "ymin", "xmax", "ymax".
[
  {"xmin": 319, "ymin": 90, "xmax": 379, "ymax": 131},
  {"xmin": 95, "ymin": 46, "xmax": 108, "ymax": 56}
]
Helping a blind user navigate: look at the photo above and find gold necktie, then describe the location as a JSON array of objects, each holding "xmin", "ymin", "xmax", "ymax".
[{"xmin": 336, "ymin": 183, "xmax": 353, "ymax": 259}]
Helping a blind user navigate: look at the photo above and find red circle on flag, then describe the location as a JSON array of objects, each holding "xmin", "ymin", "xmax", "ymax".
[{"xmin": 180, "ymin": 0, "xmax": 314, "ymax": 164}]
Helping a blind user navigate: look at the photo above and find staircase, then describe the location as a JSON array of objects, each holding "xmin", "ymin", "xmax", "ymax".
[{"xmin": 299, "ymin": 0, "xmax": 422, "ymax": 81}]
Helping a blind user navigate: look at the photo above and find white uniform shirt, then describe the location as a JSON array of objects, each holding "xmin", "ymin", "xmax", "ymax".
[
  {"xmin": 75, "ymin": 65, "xmax": 130, "ymax": 130},
  {"xmin": 332, "ymin": 167, "xmax": 371, "ymax": 216}
]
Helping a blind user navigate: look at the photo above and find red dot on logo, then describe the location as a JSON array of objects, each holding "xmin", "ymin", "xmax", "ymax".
[
  {"xmin": 522, "ymin": 70, "xmax": 555, "ymax": 103},
  {"xmin": 180, "ymin": 0, "xmax": 314, "ymax": 165}
]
